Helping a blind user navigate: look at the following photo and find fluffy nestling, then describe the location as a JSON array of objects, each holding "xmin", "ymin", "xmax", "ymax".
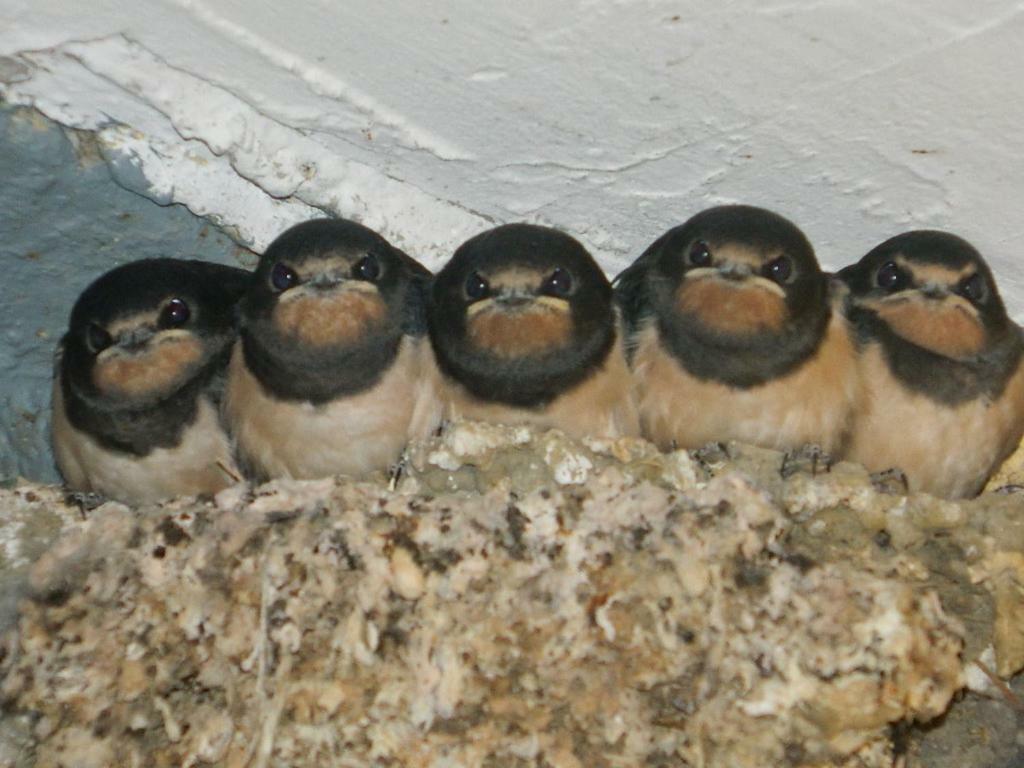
[
  {"xmin": 51, "ymin": 258, "xmax": 250, "ymax": 504},
  {"xmin": 838, "ymin": 230, "xmax": 1024, "ymax": 498},
  {"xmin": 427, "ymin": 223, "xmax": 638, "ymax": 439},
  {"xmin": 224, "ymin": 218, "xmax": 440, "ymax": 481},
  {"xmin": 615, "ymin": 205, "xmax": 859, "ymax": 455}
]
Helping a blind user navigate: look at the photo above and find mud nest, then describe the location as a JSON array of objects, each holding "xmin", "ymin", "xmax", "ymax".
[{"xmin": 1, "ymin": 422, "xmax": 1023, "ymax": 767}]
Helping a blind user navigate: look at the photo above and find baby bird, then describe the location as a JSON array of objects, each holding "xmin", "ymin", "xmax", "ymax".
[
  {"xmin": 224, "ymin": 218, "xmax": 439, "ymax": 480},
  {"xmin": 52, "ymin": 258, "xmax": 250, "ymax": 504},
  {"xmin": 839, "ymin": 230, "xmax": 1024, "ymax": 498},
  {"xmin": 615, "ymin": 205, "xmax": 858, "ymax": 455},
  {"xmin": 427, "ymin": 223, "xmax": 638, "ymax": 439}
]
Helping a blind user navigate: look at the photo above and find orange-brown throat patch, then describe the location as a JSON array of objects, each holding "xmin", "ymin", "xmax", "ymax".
[
  {"xmin": 676, "ymin": 278, "xmax": 788, "ymax": 335},
  {"xmin": 92, "ymin": 336, "xmax": 204, "ymax": 400},
  {"xmin": 274, "ymin": 290, "xmax": 388, "ymax": 348},
  {"xmin": 874, "ymin": 299, "xmax": 987, "ymax": 359},
  {"xmin": 467, "ymin": 305, "xmax": 573, "ymax": 358}
]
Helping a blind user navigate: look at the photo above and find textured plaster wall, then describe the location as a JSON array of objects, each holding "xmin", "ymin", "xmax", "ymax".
[{"xmin": 1, "ymin": 0, "xmax": 1023, "ymax": 481}]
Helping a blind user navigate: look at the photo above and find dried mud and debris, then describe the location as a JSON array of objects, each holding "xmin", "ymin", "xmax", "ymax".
[{"xmin": 0, "ymin": 423, "xmax": 1023, "ymax": 768}]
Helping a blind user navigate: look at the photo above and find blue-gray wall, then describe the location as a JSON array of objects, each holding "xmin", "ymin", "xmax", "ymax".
[{"xmin": 0, "ymin": 105, "xmax": 254, "ymax": 483}]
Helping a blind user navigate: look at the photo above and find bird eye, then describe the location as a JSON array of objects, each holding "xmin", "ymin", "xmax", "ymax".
[
  {"xmin": 957, "ymin": 272, "xmax": 987, "ymax": 303},
  {"xmin": 688, "ymin": 240, "xmax": 712, "ymax": 267},
  {"xmin": 762, "ymin": 256, "xmax": 793, "ymax": 284},
  {"xmin": 86, "ymin": 323, "xmax": 112, "ymax": 354},
  {"xmin": 465, "ymin": 271, "xmax": 490, "ymax": 301},
  {"xmin": 875, "ymin": 261, "xmax": 906, "ymax": 292},
  {"xmin": 159, "ymin": 298, "xmax": 191, "ymax": 329},
  {"xmin": 541, "ymin": 267, "xmax": 573, "ymax": 297},
  {"xmin": 270, "ymin": 262, "xmax": 297, "ymax": 292},
  {"xmin": 352, "ymin": 255, "xmax": 381, "ymax": 282}
]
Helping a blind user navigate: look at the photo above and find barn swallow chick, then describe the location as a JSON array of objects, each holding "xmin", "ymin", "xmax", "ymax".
[
  {"xmin": 52, "ymin": 258, "xmax": 251, "ymax": 504},
  {"xmin": 427, "ymin": 223, "xmax": 638, "ymax": 439},
  {"xmin": 839, "ymin": 231, "xmax": 1024, "ymax": 498},
  {"xmin": 224, "ymin": 218, "xmax": 439, "ymax": 481},
  {"xmin": 615, "ymin": 205, "xmax": 858, "ymax": 454}
]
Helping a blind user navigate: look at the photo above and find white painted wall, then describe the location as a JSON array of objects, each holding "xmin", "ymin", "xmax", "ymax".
[{"xmin": 2, "ymin": 0, "xmax": 1022, "ymax": 315}]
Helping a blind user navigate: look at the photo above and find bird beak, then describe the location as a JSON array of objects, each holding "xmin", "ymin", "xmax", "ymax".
[
  {"xmin": 493, "ymin": 290, "xmax": 535, "ymax": 309},
  {"xmin": 717, "ymin": 262, "xmax": 753, "ymax": 281},
  {"xmin": 467, "ymin": 289, "xmax": 568, "ymax": 318},
  {"xmin": 685, "ymin": 262, "xmax": 785, "ymax": 297},
  {"xmin": 298, "ymin": 272, "xmax": 377, "ymax": 296},
  {"xmin": 308, "ymin": 271, "xmax": 345, "ymax": 291},
  {"xmin": 688, "ymin": 263, "xmax": 755, "ymax": 282},
  {"xmin": 919, "ymin": 283, "xmax": 949, "ymax": 300},
  {"xmin": 116, "ymin": 326, "xmax": 156, "ymax": 352}
]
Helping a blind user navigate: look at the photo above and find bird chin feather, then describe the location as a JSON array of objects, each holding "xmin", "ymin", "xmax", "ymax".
[
  {"xmin": 273, "ymin": 289, "xmax": 388, "ymax": 349},
  {"xmin": 675, "ymin": 277, "xmax": 789, "ymax": 336},
  {"xmin": 92, "ymin": 335, "xmax": 204, "ymax": 401},
  {"xmin": 869, "ymin": 295, "xmax": 986, "ymax": 360},
  {"xmin": 466, "ymin": 303, "xmax": 573, "ymax": 359}
]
